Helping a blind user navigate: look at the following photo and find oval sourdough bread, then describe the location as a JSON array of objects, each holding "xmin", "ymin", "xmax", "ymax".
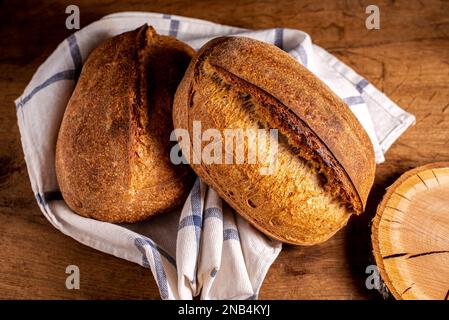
[
  {"xmin": 56, "ymin": 25, "xmax": 195, "ymax": 223},
  {"xmin": 173, "ymin": 36, "xmax": 376, "ymax": 245}
]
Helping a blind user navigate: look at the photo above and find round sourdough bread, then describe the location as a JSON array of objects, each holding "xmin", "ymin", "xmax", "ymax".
[
  {"xmin": 173, "ymin": 36, "xmax": 376, "ymax": 245},
  {"xmin": 56, "ymin": 25, "xmax": 195, "ymax": 223}
]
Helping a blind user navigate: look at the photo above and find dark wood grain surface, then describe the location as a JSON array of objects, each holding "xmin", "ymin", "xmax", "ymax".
[{"xmin": 1, "ymin": 0, "xmax": 448, "ymax": 299}]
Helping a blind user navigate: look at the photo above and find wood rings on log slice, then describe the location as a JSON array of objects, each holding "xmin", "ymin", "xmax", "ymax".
[{"xmin": 372, "ymin": 162, "xmax": 449, "ymax": 300}]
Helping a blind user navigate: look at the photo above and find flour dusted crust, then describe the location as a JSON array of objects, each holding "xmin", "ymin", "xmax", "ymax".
[
  {"xmin": 55, "ymin": 25, "xmax": 195, "ymax": 222},
  {"xmin": 173, "ymin": 36, "xmax": 375, "ymax": 245}
]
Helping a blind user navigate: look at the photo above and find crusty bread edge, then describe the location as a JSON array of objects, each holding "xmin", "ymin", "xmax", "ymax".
[{"xmin": 173, "ymin": 37, "xmax": 352, "ymax": 245}]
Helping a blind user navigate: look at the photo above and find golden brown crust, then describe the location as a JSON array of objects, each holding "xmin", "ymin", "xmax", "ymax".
[
  {"xmin": 173, "ymin": 36, "xmax": 375, "ymax": 244},
  {"xmin": 55, "ymin": 25, "xmax": 195, "ymax": 223},
  {"xmin": 203, "ymin": 37, "xmax": 375, "ymax": 212}
]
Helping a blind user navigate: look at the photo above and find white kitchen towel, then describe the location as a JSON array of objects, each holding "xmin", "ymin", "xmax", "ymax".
[{"xmin": 15, "ymin": 12, "xmax": 415, "ymax": 300}]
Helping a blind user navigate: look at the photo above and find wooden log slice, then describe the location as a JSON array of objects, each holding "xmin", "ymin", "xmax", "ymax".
[{"xmin": 372, "ymin": 162, "xmax": 449, "ymax": 300}]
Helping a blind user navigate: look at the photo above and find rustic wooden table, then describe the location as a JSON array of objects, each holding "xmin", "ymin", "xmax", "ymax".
[{"xmin": 1, "ymin": 0, "xmax": 448, "ymax": 299}]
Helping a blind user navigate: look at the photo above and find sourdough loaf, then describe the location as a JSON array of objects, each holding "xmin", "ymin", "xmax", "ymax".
[
  {"xmin": 56, "ymin": 25, "xmax": 195, "ymax": 223},
  {"xmin": 173, "ymin": 36, "xmax": 376, "ymax": 245}
]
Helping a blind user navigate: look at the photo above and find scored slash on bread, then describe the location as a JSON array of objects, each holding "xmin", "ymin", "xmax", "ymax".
[
  {"xmin": 173, "ymin": 36, "xmax": 376, "ymax": 245},
  {"xmin": 56, "ymin": 25, "xmax": 376, "ymax": 244},
  {"xmin": 56, "ymin": 25, "xmax": 195, "ymax": 223}
]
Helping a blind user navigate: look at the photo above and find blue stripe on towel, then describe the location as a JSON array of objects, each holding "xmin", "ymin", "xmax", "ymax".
[
  {"xmin": 343, "ymin": 95, "xmax": 365, "ymax": 106},
  {"xmin": 67, "ymin": 34, "xmax": 82, "ymax": 75},
  {"xmin": 16, "ymin": 34, "xmax": 83, "ymax": 110},
  {"xmin": 356, "ymin": 79, "xmax": 369, "ymax": 93},
  {"xmin": 223, "ymin": 228, "xmax": 240, "ymax": 241},
  {"xmin": 35, "ymin": 192, "xmax": 52, "ymax": 214},
  {"xmin": 274, "ymin": 28, "xmax": 284, "ymax": 49},
  {"xmin": 169, "ymin": 19, "xmax": 180, "ymax": 37},
  {"xmin": 135, "ymin": 238, "xmax": 176, "ymax": 268},
  {"xmin": 178, "ymin": 214, "xmax": 202, "ymax": 229},
  {"xmin": 204, "ymin": 207, "xmax": 223, "ymax": 221},
  {"xmin": 16, "ymin": 69, "xmax": 77, "ymax": 109},
  {"xmin": 134, "ymin": 237, "xmax": 176, "ymax": 300},
  {"xmin": 36, "ymin": 193, "xmax": 46, "ymax": 207}
]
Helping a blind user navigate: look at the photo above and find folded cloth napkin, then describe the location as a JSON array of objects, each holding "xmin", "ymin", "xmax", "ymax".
[{"xmin": 15, "ymin": 12, "xmax": 415, "ymax": 300}]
